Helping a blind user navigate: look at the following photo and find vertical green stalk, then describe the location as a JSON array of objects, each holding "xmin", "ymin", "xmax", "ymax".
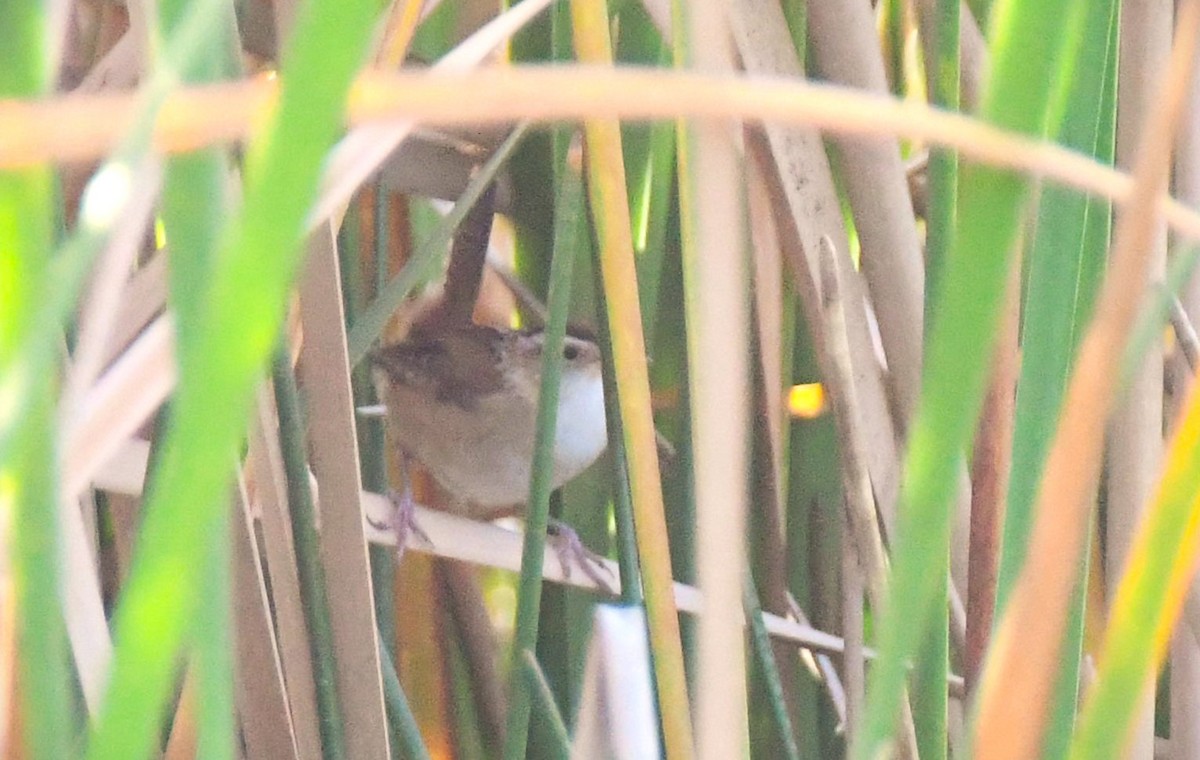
[
  {"xmin": 913, "ymin": 1, "xmax": 958, "ymax": 758},
  {"xmin": 156, "ymin": 0, "xmax": 238, "ymax": 323},
  {"xmin": 154, "ymin": 2, "xmax": 239, "ymax": 751},
  {"xmin": 8, "ymin": 337, "xmax": 69, "ymax": 760},
  {"xmin": 996, "ymin": 3, "xmax": 1118, "ymax": 756},
  {"xmin": 592, "ymin": 271, "xmax": 643, "ymax": 603},
  {"xmin": 853, "ymin": 0, "xmax": 1091, "ymax": 755},
  {"xmin": 502, "ymin": 139, "xmax": 587, "ymax": 759},
  {"xmin": 378, "ymin": 636, "xmax": 432, "ymax": 760},
  {"xmin": 0, "ymin": 4, "xmax": 70, "ymax": 758},
  {"xmin": 779, "ymin": 0, "xmax": 806, "ymax": 65},
  {"xmin": 194, "ymin": 512, "xmax": 235, "ymax": 760},
  {"xmin": 83, "ymin": 0, "xmax": 377, "ymax": 751},
  {"xmin": 521, "ymin": 651, "xmax": 572, "ymax": 759},
  {"xmin": 783, "ymin": 318, "xmax": 840, "ymax": 758},
  {"xmin": 273, "ymin": 350, "xmax": 347, "ymax": 760},
  {"xmin": 343, "ymin": 188, "xmax": 402, "ymax": 759},
  {"xmin": 374, "ymin": 180, "xmax": 391, "ymax": 289},
  {"xmin": 744, "ymin": 576, "xmax": 802, "ymax": 760}
]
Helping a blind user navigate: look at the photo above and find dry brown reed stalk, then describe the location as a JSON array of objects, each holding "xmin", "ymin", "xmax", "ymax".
[
  {"xmin": 676, "ymin": 2, "xmax": 752, "ymax": 758},
  {"xmin": 841, "ymin": 525, "xmax": 865, "ymax": 742},
  {"xmin": 744, "ymin": 138, "xmax": 803, "ymax": 746},
  {"xmin": 295, "ymin": 230, "xmax": 390, "ymax": 757},
  {"xmin": 803, "ymin": 0, "xmax": 972, "ymax": 656},
  {"xmin": 965, "ymin": 256, "xmax": 1020, "ymax": 692},
  {"xmin": 1109, "ymin": 2, "xmax": 1175, "ymax": 755},
  {"xmin": 732, "ymin": 0, "xmax": 905, "ymax": 539},
  {"xmin": 817, "ymin": 236, "xmax": 918, "ymax": 760},
  {"xmin": 245, "ymin": 394, "xmax": 324, "ymax": 760},
  {"xmin": 231, "ymin": 471, "xmax": 304, "ymax": 760},
  {"xmin": 973, "ymin": 0, "xmax": 1200, "ymax": 756},
  {"xmin": 92, "ymin": 428, "xmax": 915, "ymax": 669}
]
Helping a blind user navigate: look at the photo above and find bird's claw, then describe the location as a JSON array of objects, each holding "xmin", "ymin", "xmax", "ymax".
[
  {"xmin": 547, "ymin": 519, "xmax": 616, "ymax": 594},
  {"xmin": 369, "ymin": 487, "xmax": 433, "ymax": 562}
]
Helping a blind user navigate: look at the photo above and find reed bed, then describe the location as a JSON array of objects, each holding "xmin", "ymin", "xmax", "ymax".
[{"xmin": 4, "ymin": 0, "xmax": 1200, "ymax": 758}]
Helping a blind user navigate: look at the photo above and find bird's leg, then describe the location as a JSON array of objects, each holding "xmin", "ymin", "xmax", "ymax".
[
  {"xmin": 546, "ymin": 519, "xmax": 616, "ymax": 594},
  {"xmin": 368, "ymin": 454, "xmax": 432, "ymax": 561}
]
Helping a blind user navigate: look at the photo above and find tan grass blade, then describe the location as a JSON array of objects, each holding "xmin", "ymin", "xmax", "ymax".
[
  {"xmin": 90, "ymin": 441, "xmax": 966, "ymax": 699},
  {"xmin": 804, "ymin": 0, "xmax": 973, "ymax": 624},
  {"xmin": 294, "ymin": 226, "xmax": 389, "ymax": 759},
  {"xmin": 74, "ymin": 32, "xmax": 140, "ymax": 93},
  {"xmin": 572, "ymin": 1, "xmax": 694, "ymax": 756},
  {"xmin": 60, "ymin": 317, "xmax": 174, "ymax": 719},
  {"xmin": 842, "ymin": 520, "xmax": 866, "ymax": 740},
  {"xmin": 817, "ymin": 237, "xmax": 918, "ymax": 758},
  {"xmin": 246, "ymin": 389, "xmax": 323, "ymax": 760},
  {"xmin": 63, "ymin": 314, "xmax": 175, "ymax": 501},
  {"xmin": 61, "ymin": 494, "xmax": 112, "ymax": 715},
  {"xmin": 312, "ymin": 0, "xmax": 555, "ymax": 226},
  {"xmin": 98, "ymin": 250, "xmax": 167, "ymax": 368},
  {"xmin": 232, "ymin": 471, "xmax": 303, "ymax": 760},
  {"xmin": 60, "ymin": 157, "xmax": 162, "ymax": 422}
]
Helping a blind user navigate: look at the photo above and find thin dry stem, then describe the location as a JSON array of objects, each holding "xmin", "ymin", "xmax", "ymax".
[
  {"xmin": 246, "ymin": 389, "xmax": 323, "ymax": 760},
  {"xmin": 1172, "ymin": 298, "xmax": 1200, "ymax": 371},
  {"xmin": 842, "ymin": 521, "xmax": 865, "ymax": 742},
  {"xmin": 9, "ymin": 66, "xmax": 1200, "ymax": 246},
  {"xmin": 232, "ymin": 472, "xmax": 305, "ymax": 760},
  {"xmin": 1108, "ymin": 3, "xmax": 1175, "ymax": 754},
  {"xmin": 818, "ymin": 236, "xmax": 918, "ymax": 760}
]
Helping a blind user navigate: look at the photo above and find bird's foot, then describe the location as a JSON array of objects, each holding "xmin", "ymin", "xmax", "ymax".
[
  {"xmin": 547, "ymin": 519, "xmax": 616, "ymax": 594},
  {"xmin": 368, "ymin": 487, "xmax": 433, "ymax": 562}
]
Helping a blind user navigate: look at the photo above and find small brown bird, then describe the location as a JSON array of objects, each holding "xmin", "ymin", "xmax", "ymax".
[
  {"xmin": 370, "ymin": 323, "xmax": 612, "ymax": 585},
  {"xmin": 371, "ymin": 323, "xmax": 608, "ymax": 516}
]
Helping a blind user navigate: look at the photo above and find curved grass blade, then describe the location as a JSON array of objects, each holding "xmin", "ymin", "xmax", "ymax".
[{"xmin": 1, "ymin": 4, "xmax": 73, "ymax": 758}]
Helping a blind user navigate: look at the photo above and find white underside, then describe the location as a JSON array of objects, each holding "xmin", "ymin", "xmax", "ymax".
[{"xmin": 384, "ymin": 370, "xmax": 607, "ymax": 510}]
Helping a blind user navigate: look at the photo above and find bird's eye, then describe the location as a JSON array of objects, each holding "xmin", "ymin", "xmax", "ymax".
[{"xmin": 563, "ymin": 344, "xmax": 579, "ymax": 361}]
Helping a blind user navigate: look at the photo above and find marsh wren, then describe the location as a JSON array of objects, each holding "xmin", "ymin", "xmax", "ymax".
[{"xmin": 370, "ymin": 323, "xmax": 609, "ymax": 519}]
